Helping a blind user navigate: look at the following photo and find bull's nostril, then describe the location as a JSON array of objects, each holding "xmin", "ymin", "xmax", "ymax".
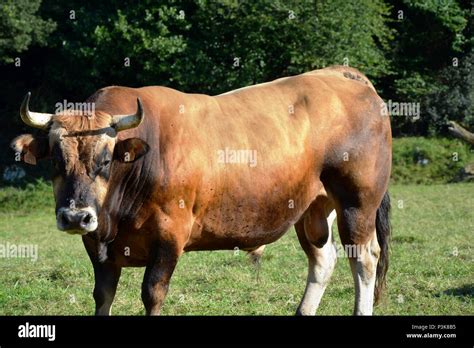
[
  {"xmin": 82, "ymin": 213, "xmax": 92, "ymax": 225},
  {"xmin": 60, "ymin": 213, "xmax": 69, "ymax": 227}
]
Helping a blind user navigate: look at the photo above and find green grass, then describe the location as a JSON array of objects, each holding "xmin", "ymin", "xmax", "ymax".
[{"xmin": 0, "ymin": 182, "xmax": 472, "ymax": 315}]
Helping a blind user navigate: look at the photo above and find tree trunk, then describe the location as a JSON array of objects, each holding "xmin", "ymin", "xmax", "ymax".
[{"xmin": 447, "ymin": 121, "xmax": 474, "ymax": 145}]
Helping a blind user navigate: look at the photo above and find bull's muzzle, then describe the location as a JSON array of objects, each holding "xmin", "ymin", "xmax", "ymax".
[{"xmin": 56, "ymin": 207, "xmax": 98, "ymax": 235}]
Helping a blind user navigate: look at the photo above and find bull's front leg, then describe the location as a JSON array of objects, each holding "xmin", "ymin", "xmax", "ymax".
[
  {"xmin": 92, "ymin": 261, "xmax": 122, "ymax": 315},
  {"xmin": 141, "ymin": 242, "xmax": 182, "ymax": 315},
  {"xmin": 83, "ymin": 237, "xmax": 122, "ymax": 316}
]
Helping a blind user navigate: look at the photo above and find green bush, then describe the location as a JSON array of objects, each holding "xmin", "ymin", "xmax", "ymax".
[
  {"xmin": 391, "ymin": 137, "xmax": 474, "ymax": 184},
  {"xmin": 0, "ymin": 178, "xmax": 54, "ymax": 213}
]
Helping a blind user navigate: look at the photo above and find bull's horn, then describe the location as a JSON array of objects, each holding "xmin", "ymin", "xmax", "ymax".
[
  {"xmin": 111, "ymin": 98, "xmax": 144, "ymax": 132},
  {"xmin": 20, "ymin": 92, "xmax": 53, "ymax": 129}
]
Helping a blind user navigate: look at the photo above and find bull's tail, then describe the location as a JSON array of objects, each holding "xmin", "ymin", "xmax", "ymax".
[{"xmin": 374, "ymin": 191, "xmax": 391, "ymax": 304}]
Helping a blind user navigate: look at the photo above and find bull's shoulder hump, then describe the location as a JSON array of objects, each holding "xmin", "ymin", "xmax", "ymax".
[{"xmin": 304, "ymin": 66, "xmax": 376, "ymax": 91}]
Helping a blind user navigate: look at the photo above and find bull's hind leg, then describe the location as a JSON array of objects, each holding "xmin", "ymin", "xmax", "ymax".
[
  {"xmin": 348, "ymin": 229, "xmax": 380, "ymax": 315},
  {"xmin": 296, "ymin": 199, "xmax": 337, "ymax": 315},
  {"xmin": 336, "ymin": 202, "xmax": 381, "ymax": 315}
]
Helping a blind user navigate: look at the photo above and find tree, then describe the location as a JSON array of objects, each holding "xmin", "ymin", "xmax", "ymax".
[
  {"xmin": 448, "ymin": 120, "xmax": 474, "ymax": 145},
  {"xmin": 385, "ymin": 0, "xmax": 471, "ymax": 135},
  {"xmin": 0, "ymin": 0, "xmax": 55, "ymax": 64},
  {"xmin": 173, "ymin": 0, "xmax": 394, "ymax": 94},
  {"xmin": 36, "ymin": 0, "xmax": 394, "ymax": 96},
  {"xmin": 425, "ymin": 49, "xmax": 474, "ymax": 135},
  {"xmin": 36, "ymin": 0, "xmax": 188, "ymax": 99}
]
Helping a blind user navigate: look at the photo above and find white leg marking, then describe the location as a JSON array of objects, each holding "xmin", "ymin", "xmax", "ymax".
[
  {"xmin": 298, "ymin": 210, "xmax": 337, "ymax": 315},
  {"xmin": 349, "ymin": 230, "xmax": 380, "ymax": 315}
]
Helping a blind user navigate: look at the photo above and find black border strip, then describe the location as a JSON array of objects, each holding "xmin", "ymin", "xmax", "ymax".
[{"xmin": 0, "ymin": 315, "xmax": 472, "ymax": 346}]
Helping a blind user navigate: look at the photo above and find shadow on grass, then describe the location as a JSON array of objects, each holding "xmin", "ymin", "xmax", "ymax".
[{"xmin": 439, "ymin": 284, "xmax": 474, "ymax": 299}]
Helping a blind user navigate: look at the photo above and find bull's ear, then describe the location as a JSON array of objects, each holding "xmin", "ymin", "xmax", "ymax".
[
  {"xmin": 10, "ymin": 134, "xmax": 50, "ymax": 165},
  {"xmin": 113, "ymin": 138, "xmax": 150, "ymax": 163}
]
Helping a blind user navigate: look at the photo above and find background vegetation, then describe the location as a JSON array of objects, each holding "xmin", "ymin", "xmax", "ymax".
[{"xmin": 391, "ymin": 137, "xmax": 474, "ymax": 184}]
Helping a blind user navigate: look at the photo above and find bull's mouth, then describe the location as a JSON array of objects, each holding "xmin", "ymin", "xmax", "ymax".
[{"xmin": 65, "ymin": 229, "xmax": 91, "ymax": 236}]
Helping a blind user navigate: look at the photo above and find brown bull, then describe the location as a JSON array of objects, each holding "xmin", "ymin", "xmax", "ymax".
[{"xmin": 12, "ymin": 66, "xmax": 391, "ymax": 315}]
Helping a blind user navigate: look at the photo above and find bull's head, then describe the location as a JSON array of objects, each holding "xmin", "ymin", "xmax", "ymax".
[{"xmin": 11, "ymin": 93, "xmax": 150, "ymax": 235}]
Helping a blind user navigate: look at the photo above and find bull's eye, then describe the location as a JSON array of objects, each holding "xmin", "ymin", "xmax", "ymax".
[{"xmin": 93, "ymin": 159, "xmax": 111, "ymax": 177}]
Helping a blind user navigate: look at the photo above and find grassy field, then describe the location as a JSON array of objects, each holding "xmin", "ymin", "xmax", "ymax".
[{"xmin": 0, "ymin": 181, "xmax": 472, "ymax": 315}]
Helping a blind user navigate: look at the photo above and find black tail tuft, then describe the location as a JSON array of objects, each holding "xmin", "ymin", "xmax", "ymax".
[{"xmin": 374, "ymin": 191, "xmax": 391, "ymax": 304}]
